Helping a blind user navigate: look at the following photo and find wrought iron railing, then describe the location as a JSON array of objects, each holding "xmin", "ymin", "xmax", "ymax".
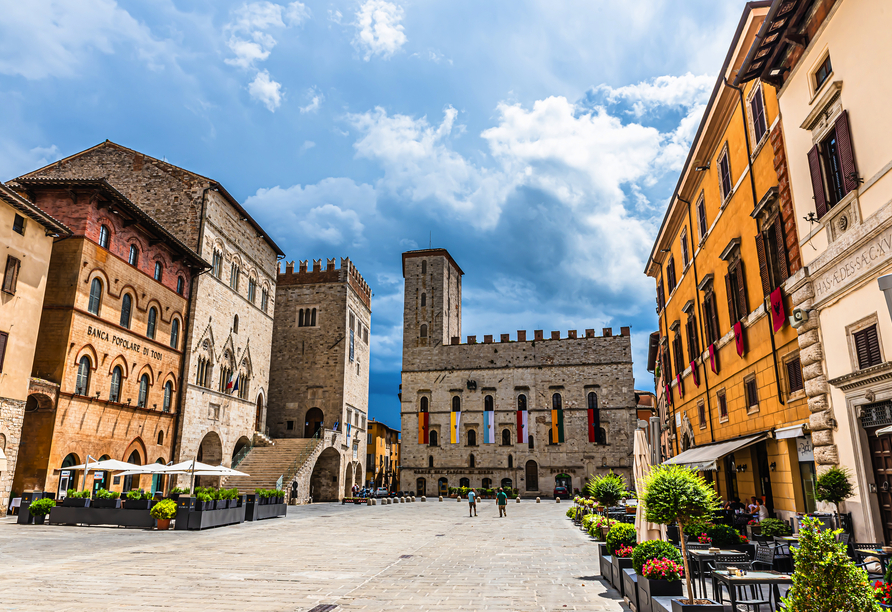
[{"xmin": 231, "ymin": 439, "xmax": 254, "ymax": 470}]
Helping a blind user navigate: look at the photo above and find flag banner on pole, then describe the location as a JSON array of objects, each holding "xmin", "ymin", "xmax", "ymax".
[
  {"xmin": 346, "ymin": 422, "xmax": 352, "ymax": 439},
  {"xmin": 226, "ymin": 374, "xmax": 234, "ymax": 392},
  {"xmin": 232, "ymin": 375, "xmax": 239, "ymax": 394},
  {"xmin": 676, "ymin": 373, "xmax": 684, "ymax": 398},
  {"xmin": 588, "ymin": 408, "xmax": 599, "ymax": 443},
  {"xmin": 484, "ymin": 411, "xmax": 495, "ymax": 443},
  {"xmin": 733, "ymin": 321, "xmax": 746, "ymax": 356},
  {"xmin": 450, "ymin": 411, "xmax": 461, "ymax": 444},
  {"xmin": 708, "ymin": 343, "xmax": 718, "ymax": 374},
  {"xmin": 418, "ymin": 412, "xmax": 429, "ymax": 445},
  {"xmin": 770, "ymin": 287, "xmax": 786, "ymax": 332},
  {"xmin": 551, "ymin": 409, "xmax": 564, "ymax": 443},
  {"xmin": 516, "ymin": 409, "xmax": 528, "ymax": 444},
  {"xmin": 665, "ymin": 383, "xmax": 672, "ymax": 406},
  {"xmin": 690, "ymin": 360, "xmax": 700, "ymax": 387}
]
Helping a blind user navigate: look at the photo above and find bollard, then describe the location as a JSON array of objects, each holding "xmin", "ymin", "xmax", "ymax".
[
  {"xmin": 400, "ymin": 497, "xmax": 405, "ymax": 503},
  {"xmin": 421, "ymin": 496, "xmax": 426, "ymax": 502},
  {"xmin": 556, "ymin": 497, "xmax": 561, "ymax": 503},
  {"xmin": 439, "ymin": 496, "xmax": 443, "ymax": 502},
  {"xmin": 536, "ymin": 497, "xmax": 541, "ymax": 503},
  {"xmin": 516, "ymin": 497, "xmax": 520, "ymax": 503},
  {"xmin": 457, "ymin": 496, "xmax": 462, "ymax": 502}
]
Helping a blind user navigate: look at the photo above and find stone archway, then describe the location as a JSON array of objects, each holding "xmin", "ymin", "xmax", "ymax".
[
  {"xmin": 12, "ymin": 392, "xmax": 57, "ymax": 493},
  {"xmin": 310, "ymin": 447, "xmax": 341, "ymax": 502},
  {"xmin": 344, "ymin": 463, "xmax": 354, "ymax": 497},
  {"xmin": 354, "ymin": 463, "xmax": 362, "ymax": 491},
  {"xmin": 196, "ymin": 431, "xmax": 223, "ymax": 488},
  {"xmin": 304, "ymin": 407, "xmax": 324, "ymax": 438},
  {"xmin": 232, "ymin": 436, "xmax": 251, "ymax": 461}
]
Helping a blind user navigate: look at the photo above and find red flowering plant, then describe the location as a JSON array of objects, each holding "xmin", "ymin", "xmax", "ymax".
[
  {"xmin": 738, "ymin": 533, "xmax": 749, "ymax": 544},
  {"xmin": 641, "ymin": 558, "xmax": 685, "ymax": 582},
  {"xmin": 876, "ymin": 581, "xmax": 892, "ymax": 605},
  {"xmin": 748, "ymin": 519, "xmax": 760, "ymax": 525},
  {"xmin": 698, "ymin": 533, "xmax": 712, "ymax": 545},
  {"xmin": 615, "ymin": 544, "xmax": 635, "ymax": 558}
]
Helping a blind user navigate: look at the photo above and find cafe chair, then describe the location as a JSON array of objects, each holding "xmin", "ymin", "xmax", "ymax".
[
  {"xmin": 752, "ymin": 545, "xmax": 775, "ymax": 571},
  {"xmin": 712, "ymin": 561, "xmax": 772, "ymax": 611},
  {"xmin": 707, "ymin": 553, "xmax": 749, "ymax": 599},
  {"xmin": 685, "ymin": 543, "xmax": 710, "ymax": 550},
  {"xmin": 854, "ymin": 542, "xmax": 887, "ymax": 579},
  {"xmin": 772, "ymin": 537, "xmax": 794, "ymax": 573}
]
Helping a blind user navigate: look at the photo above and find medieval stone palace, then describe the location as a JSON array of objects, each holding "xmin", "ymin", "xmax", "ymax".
[{"xmin": 398, "ymin": 248, "xmax": 637, "ymax": 498}]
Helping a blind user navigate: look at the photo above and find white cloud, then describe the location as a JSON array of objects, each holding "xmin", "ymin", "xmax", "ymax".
[
  {"xmin": 248, "ymin": 70, "xmax": 283, "ymax": 111},
  {"xmin": 0, "ymin": 142, "xmax": 59, "ymax": 179},
  {"xmin": 301, "ymin": 140, "xmax": 316, "ymax": 151},
  {"xmin": 596, "ymin": 72, "xmax": 713, "ymax": 117},
  {"xmin": 328, "ymin": 9, "xmax": 343, "ymax": 24},
  {"xmin": 299, "ymin": 87, "xmax": 324, "ymax": 113},
  {"xmin": 0, "ymin": 0, "xmax": 170, "ymax": 79},
  {"xmin": 224, "ymin": 1, "xmax": 309, "ymax": 69},
  {"xmin": 353, "ymin": 0, "xmax": 407, "ymax": 61}
]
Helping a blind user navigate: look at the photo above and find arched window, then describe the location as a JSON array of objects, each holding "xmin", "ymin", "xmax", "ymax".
[
  {"xmin": 459, "ymin": 477, "xmax": 470, "ymax": 488},
  {"xmin": 76, "ymin": 356, "xmax": 91, "ymax": 395},
  {"xmin": 588, "ymin": 392, "xmax": 601, "ymax": 444},
  {"xmin": 163, "ymin": 381, "xmax": 173, "ymax": 412},
  {"xmin": 298, "ymin": 309, "xmax": 305, "ymax": 327},
  {"xmin": 88, "ymin": 278, "xmax": 102, "ymax": 315},
  {"xmin": 120, "ymin": 293, "xmax": 132, "ymax": 328},
  {"xmin": 233, "ymin": 314, "xmax": 239, "ymax": 334},
  {"xmin": 147, "ymin": 307, "xmax": 157, "ymax": 339},
  {"xmin": 452, "ymin": 396, "xmax": 461, "ymax": 412},
  {"xmin": 467, "ymin": 429, "xmax": 477, "ymax": 446},
  {"xmin": 176, "ymin": 276, "xmax": 185, "ymax": 295},
  {"xmin": 170, "ymin": 318, "xmax": 180, "ymax": 349},
  {"xmin": 552, "ymin": 393, "xmax": 562, "ymax": 410},
  {"xmin": 420, "ymin": 397, "xmax": 429, "ymax": 412},
  {"xmin": 138, "ymin": 374, "xmax": 149, "ymax": 408},
  {"xmin": 484, "ymin": 395, "xmax": 493, "ymax": 411},
  {"xmin": 261, "ymin": 287, "xmax": 269, "ymax": 312},
  {"xmin": 528, "ymin": 434, "xmax": 534, "ymax": 449},
  {"xmin": 157, "ymin": 430, "xmax": 164, "ymax": 445},
  {"xmin": 248, "ymin": 277, "xmax": 256, "ymax": 303},
  {"xmin": 421, "ymin": 260, "xmax": 427, "ymax": 274},
  {"xmin": 98, "ymin": 225, "xmax": 110, "ymax": 249},
  {"xmin": 421, "ymin": 293, "xmax": 426, "ymax": 307},
  {"xmin": 599, "ymin": 427, "xmax": 607, "ymax": 445},
  {"xmin": 128, "ymin": 245, "xmax": 139, "ymax": 265},
  {"xmin": 428, "ymin": 456, "xmax": 434, "ymax": 468},
  {"xmin": 429, "ymin": 430, "xmax": 438, "ymax": 447},
  {"xmin": 109, "ymin": 366, "xmax": 122, "ymax": 402},
  {"xmin": 469, "ymin": 454, "xmax": 475, "ymax": 468},
  {"xmin": 517, "ymin": 394, "xmax": 527, "ymax": 411},
  {"xmin": 311, "ymin": 308, "xmax": 316, "ymax": 326},
  {"xmin": 420, "ymin": 324, "xmax": 428, "ymax": 338},
  {"xmin": 501, "ymin": 429, "xmax": 511, "ymax": 446},
  {"xmin": 482, "ymin": 478, "xmax": 492, "ymax": 490},
  {"xmin": 154, "ymin": 262, "xmax": 163, "ymax": 282},
  {"xmin": 507, "ymin": 454, "xmax": 513, "ymax": 468}
]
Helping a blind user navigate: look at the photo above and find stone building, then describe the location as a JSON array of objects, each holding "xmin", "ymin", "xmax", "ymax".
[
  {"xmin": 262, "ymin": 258, "xmax": 371, "ymax": 501},
  {"xmin": 9, "ymin": 177, "xmax": 207, "ymax": 498},
  {"xmin": 365, "ymin": 420, "xmax": 400, "ymax": 492},
  {"xmin": 0, "ymin": 182, "xmax": 69, "ymax": 513},
  {"xmin": 399, "ymin": 249, "xmax": 637, "ymax": 498},
  {"xmin": 19, "ymin": 142, "xmax": 282, "ymax": 479}
]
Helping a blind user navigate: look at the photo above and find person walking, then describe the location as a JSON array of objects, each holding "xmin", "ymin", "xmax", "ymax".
[
  {"xmin": 468, "ymin": 489, "xmax": 477, "ymax": 517},
  {"xmin": 497, "ymin": 487, "xmax": 508, "ymax": 518}
]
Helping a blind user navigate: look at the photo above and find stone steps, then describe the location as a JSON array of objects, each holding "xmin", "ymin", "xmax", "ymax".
[{"xmin": 223, "ymin": 438, "xmax": 320, "ymax": 493}]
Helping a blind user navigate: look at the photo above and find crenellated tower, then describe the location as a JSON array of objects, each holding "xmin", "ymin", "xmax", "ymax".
[{"xmin": 401, "ymin": 249, "xmax": 463, "ymax": 360}]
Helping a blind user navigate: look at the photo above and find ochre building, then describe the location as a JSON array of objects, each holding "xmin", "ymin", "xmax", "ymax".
[
  {"xmin": 10, "ymin": 178, "xmax": 207, "ymax": 497},
  {"xmin": 365, "ymin": 420, "xmax": 400, "ymax": 492},
  {"xmin": 399, "ymin": 249, "xmax": 637, "ymax": 498}
]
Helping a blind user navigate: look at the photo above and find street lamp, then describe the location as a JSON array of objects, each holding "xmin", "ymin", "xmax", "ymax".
[{"xmin": 879, "ymin": 274, "xmax": 892, "ymax": 322}]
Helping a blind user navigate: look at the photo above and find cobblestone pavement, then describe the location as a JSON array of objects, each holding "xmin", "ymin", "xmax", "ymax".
[{"xmin": 0, "ymin": 499, "xmax": 629, "ymax": 612}]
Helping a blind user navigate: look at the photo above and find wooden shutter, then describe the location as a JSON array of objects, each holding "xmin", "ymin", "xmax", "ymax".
[
  {"xmin": 0, "ymin": 331, "xmax": 7, "ymax": 373},
  {"xmin": 835, "ymin": 110, "xmax": 859, "ymax": 195},
  {"xmin": 656, "ymin": 278, "xmax": 665, "ymax": 312},
  {"xmin": 707, "ymin": 293, "xmax": 720, "ymax": 345},
  {"xmin": 773, "ymin": 215, "xmax": 789, "ymax": 284},
  {"xmin": 752, "ymin": 89, "xmax": 767, "ymax": 142},
  {"xmin": 698, "ymin": 200, "xmax": 708, "ymax": 239},
  {"xmin": 2, "ymin": 256, "xmax": 20, "ymax": 294},
  {"xmin": 808, "ymin": 144, "xmax": 828, "ymax": 219},
  {"xmin": 725, "ymin": 273, "xmax": 737, "ymax": 323},
  {"xmin": 755, "ymin": 233, "xmax": 771, "ymax": 297},
  {"xmin": 667, "ymin": 257, "xmax": 676, "ymax": 293},
  {"xmin": 854, "ymin": 325, "xmax": 882, "ymax": 369},
  {"xmin": 691, "ymin": 314, "xmax": 700, "ymax": 357},
  {"xmin": 736, "ymin": 261, "xmax": 749, "ymax": 319},
  {"xmin": 787, "ymin": 358, "xmax": 803, "ymax": 392}
]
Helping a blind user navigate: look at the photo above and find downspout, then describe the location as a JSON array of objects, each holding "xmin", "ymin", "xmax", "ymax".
[
  {"xmin": 723, "ymin": 77, "xmax": 785, "ymax": 406},
  {"xmin": 679, "ymin": 196, "xmax": 716, "ymax": 443}
]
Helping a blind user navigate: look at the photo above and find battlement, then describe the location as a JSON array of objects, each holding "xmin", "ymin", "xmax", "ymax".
[
  {"xmin": 451, "ymin": 327, "xmax": 630, "ymax": 346},
  {"xmin": 277, "ymin": 256, "xmax": 371, "ymax": 309}
]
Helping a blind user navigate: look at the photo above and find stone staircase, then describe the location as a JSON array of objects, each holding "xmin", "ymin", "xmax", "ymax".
[{"xmin": 223, "ymin": 437, "xmax": 322, "ymax": 495}]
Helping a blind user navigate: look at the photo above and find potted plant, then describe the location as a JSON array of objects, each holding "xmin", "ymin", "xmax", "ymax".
[
  {"xmin": 633, "ymin": 540, "xmax": 685, "ymax": 612},
  {"xmin": 640, "ymin": 464, "xmax": 722, "ymax": 611},
  {"xmin": 746, "ymin": 519, "xmax": 762, "ymax": 539},
  {"xmin": 29, "ymin": 497, "xmax": 56, "ymax": 524},
  {"xmin": 195, "ymin": 491, "xmax": 213, "ymax": 511},
  {"xmin": 587, "ymin": 471, "xmax": 628, "ymax": 512},
  {"xmin": 124, "ymin": 489, "xmax": 155, "ymax": 510},
  {"xmin": 93, "ymin": 488, "xmax": 121, "ymax": 509},
  {"xmin": 781, "ymin": 516, "xmax": 879, "ymax": 611},
  {"xmin": 606, "ymin": 523, "xmax": 637, "ymax": 592},
  {"xmin": 759, "ymin": 517, "xmax": 792, "ymax": 538},
  {"xmin": 169, "ymin": 487, "xmax": 188, "ymax": 502},
  {"xmin": 815, "ymin": 466, "xmax": 855, "ymax": 529},
  {"xmin": 151, "ymin": 498, "xmax": 178, "ymax": 530},
  {"xmin": 62, "ymin": 489, "xmax": 91, "ymax": 507}
]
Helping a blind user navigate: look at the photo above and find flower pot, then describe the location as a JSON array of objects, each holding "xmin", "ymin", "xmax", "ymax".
[
  {"xmin": 33, "ymin": 514, "xmax": 47, "ymax": 525},
  {"xmin": 124, "ymin": 499, "xmax": 152, "ymax": 510},
  {"xmin": 638, "ymin": 575, "xmax": 683, "ymax": 612},
  {"xmin": 62, "ymin": 498, "xmax": 90, "ymax": 508},
  {"xmin": 94, "ymin": 498, "xmax": 121, "ymax": 509},
  {"xmin": 156, "ymin": 518, "xmax": 171, "ymax": 530},
  {"xmin": 670, "ymin": 599, "xmax": 722, "ymax": 612},
  {"xmin": 612, "ymin": 556, "xmax": 633, "ymax": 594}
]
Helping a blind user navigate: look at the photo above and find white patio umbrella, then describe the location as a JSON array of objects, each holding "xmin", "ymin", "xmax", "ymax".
[
  {"xmin": 54, "ymin": 459, "xmax": 136, "ymax": 472},
  {"xmin": 162, "ymin": 460, "xmax": 240, "ymax": 491},
  {"xmin": 116, "ymin": 464, "xmax": 179, "ymax": 477},
  {"xmin": 192, "ymin": 466, "xmax": 249, "ymax": 477},
  {"xmin": 634, "ymin": 428, "xmax": 666, "ymax": 543}
]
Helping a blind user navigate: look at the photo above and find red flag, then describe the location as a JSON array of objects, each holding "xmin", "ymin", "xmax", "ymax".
[
  {"xmin": 676, "ymin": 373, "xmax": 684, "ymax": 398},
  {"xmin": 665, "ymin": 384, "xmax": 672, "ymax": 406},
  {"xmin": 734, "ymin": 322, "xmax": 746, "ymax": 356},
  {"xmin": 770, "ymin": 287, "xmax": 786, "ymax": 333},
  {"xmin": 708, "ymin": 343, "xmax": 718, "ymax": 374},
  {"xmin": 690, "ymin": 360, "xmax": 700, "ymax": 387}
]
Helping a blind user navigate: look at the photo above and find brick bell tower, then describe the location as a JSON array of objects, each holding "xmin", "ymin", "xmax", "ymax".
[{"xmin": 401, "ymin": 249, "xmax": 464, "ymax": 360}]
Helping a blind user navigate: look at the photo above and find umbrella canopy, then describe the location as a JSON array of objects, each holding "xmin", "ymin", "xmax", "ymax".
[
  {"xmin": 192, "ymin": 466, "xmax": 249, "ymax": 477},
  {"xmin": 116, "ymin": 464, "xmax": 178, "ymax": 477},
  {"xmin": 165, "ymin": 460, "xmax": 220, "ymax": 472},
  {"xmin": 634, "ymin": 428, "xmax": 666, "ymax": 543},
  {"xmin": 54, "ymin": 459, "xmax": 136, "ymax": 472}
]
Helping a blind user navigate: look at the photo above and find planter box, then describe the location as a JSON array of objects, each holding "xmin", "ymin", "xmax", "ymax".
[
  {"xmin": 215, "ymin": 500, "xmax": 227, "ymax": 510},
  {"xmin": 62, "ymin": 498, "xmax": 90, "ymax": 508},
  {"xmin": 123, "ymin": 499, "xmax": 156, "ymax": 510},
  {"xmin": 598, "ymin": 543, "xmax": 609, "ymax": 557},
  {"xmin": 638, "ymin": 576, "xmax": 683, "ymax": 612},
  {"xmin": 669, "ymin": 599, "xmax": 722, "ymax": 612},
  {"xmin": 612, "ymin": 556, "xmax": 633, "ymax": 594},
  {"xmin": 246, "ymin": 501, "xmax": 287, "ymax": 521},
  {"xmin": 746, "ymin": 524, "xmax": 761, "ymax": 539},
  {"xmin": 621, "ymin": 568, "xmax": 638, "ymax": 611},
  {"xmin": 48, "ymin": 506, "xmax": 155, "ymax": 528},
  {"xmin": 33, "ymin": 514, "xmax": 47, "ymax": 525},
  {"xmin": 176, "ymin": 504, "xmax": 246, "ymax": 530},
  {"xmin": 600, "ymin": 554, "xmax": 613, "ymax": 585},
  {"xmin": 92, "ymin": 498, "xmax": 121, "ymax": 509}
]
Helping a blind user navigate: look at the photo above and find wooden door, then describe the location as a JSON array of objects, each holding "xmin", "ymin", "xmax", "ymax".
[{"xmin": 869, "ymin": 431, "xmax": 892, "ymax": 543}]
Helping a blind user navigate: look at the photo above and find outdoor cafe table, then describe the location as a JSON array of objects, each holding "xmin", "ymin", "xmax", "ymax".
[
  {"xmin": 712, "ymin": 569, "xmax": 792, "ymax": 610},
  {"xmin": 856, "ymin": 548, "xmax": 892, "ymax": 575},
  {"xmin": 686, "ymin": 549, "xmax": 742, "ymax": 599}
]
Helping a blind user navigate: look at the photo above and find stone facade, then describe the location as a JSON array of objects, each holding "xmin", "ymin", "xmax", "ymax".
[
  {"xmin": 266, "ymin": 258, "xmax": 371, "ymax": 500},
  {"xmin": 20, "ymin": 142, "xmax": 282, "ymax": 478},
  {"xmin": 399, "ymin": 249, "xmax": 637, "ymax": 497}
]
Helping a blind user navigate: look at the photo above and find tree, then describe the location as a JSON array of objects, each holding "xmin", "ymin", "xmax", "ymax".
[
  {"xmin": 586, "ymin": 472, "xmax": 628, "ymax": 510},
  {"xmin": 815, "ymin": 466, "xmax": 855, "ymax": 528},
  {"xmin": 781, "ymin": 516, "xmax": 879, "ymax": 612},
  {"xmin": 640, "ymin": 465, "xmax": 720, "ymax": 605}
]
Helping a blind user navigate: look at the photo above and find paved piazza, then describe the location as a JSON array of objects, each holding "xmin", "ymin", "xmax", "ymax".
[{"xmin": 0, "ymin": 500, "xmax": 629, "ymax": 612}]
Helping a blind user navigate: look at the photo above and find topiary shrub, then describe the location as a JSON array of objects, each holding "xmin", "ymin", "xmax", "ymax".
[
  {"xmin": 632, "ymin": 540, "xmax": 684, "ymax": 574},
  {"xmin": 586, "ymin": 472, "xmax": 628, "ymax": 509},
  {"xmin": 759, "ymin": 517, "xmax": 792, "ymax": 537},
  {"xmin": 606, "ymin": 522, "xmax": 637, "ymax": 556},
  {"xmin": 29, "ymin": 498, "xmax": 56, "ymax": 517},
  {"xmin": 781, "ymin": 516, "xmax": 879, "ymax": 611},
  {"xmin": 815, "ymin": 466, "xmax": 855, "ymax": 527},
  {"xmin": 150, "ymin": 499, "xmax": 178, "ymax": 520},
  {"xmin": 707, "ymin": 524, "xmax": 744, "ymax": 547}
]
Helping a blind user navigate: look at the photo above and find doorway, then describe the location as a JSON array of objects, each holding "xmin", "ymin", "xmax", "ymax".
[
  {"xmin": 57, "ymin": 453, "xmax": 80, "ymax": 499},
  {"xmin": 122, "ymin": 450, "xmax": 141, "ymax": 493},
  {"xmin": 754, "ymin": 441, "xmax": 774, "ymax": 515},
  {"xmin": 304, "ymin": 407, "xmax": 324, "ymax": 438},
  {"xmin": 525, "ymin": 460, "xmax": 539, "ymax": 491},
  {"xmin": 438, "ymin": 477, "xmax": 448, "ymax": 496},
  {"xmin": 416, "ymin": 478, "xmax": 426, "ymax": 496},
  {"xmin": 869, "ymin": 429, "xmax": 892, "ymax": 543}
]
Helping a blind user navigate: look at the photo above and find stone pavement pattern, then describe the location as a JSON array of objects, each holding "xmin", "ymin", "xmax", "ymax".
[{"xmin": 0, "ymin": 500, "xmax": 629, "ymax": 611}]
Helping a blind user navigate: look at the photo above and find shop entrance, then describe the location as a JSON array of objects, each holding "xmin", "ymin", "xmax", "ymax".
[
  {"xmin": 438, "ymin": 477, "xmax": 448, "ymax": 496},
  {"xmin": 868, "ymin": 429, "xmax": 892, "ymax": 543},
  {"xmin": 754, "ymin": 441, "xmax": 774, "ymax": 515}
]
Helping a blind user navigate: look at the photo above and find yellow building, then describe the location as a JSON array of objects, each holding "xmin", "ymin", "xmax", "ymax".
[
  {"xmin": 645, "ymin": 1, "xmax": 816, "ymax": 524},
  {"xmin": 365, "ymin": 420, "xmax": 400, "ymax": 492}
]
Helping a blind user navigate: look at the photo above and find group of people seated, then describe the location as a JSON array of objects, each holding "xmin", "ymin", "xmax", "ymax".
[{"xmin": 724, "ymin": 495, "xmax": 769, "ymax": 520}]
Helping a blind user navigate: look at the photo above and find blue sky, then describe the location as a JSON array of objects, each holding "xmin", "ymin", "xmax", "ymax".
[{"xmin": 0, "ymin": 0, "xmax": 747, "ymax": 431}]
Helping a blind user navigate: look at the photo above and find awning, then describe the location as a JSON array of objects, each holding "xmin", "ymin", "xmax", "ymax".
[
  {"xmin": 663, "ymin": 434, "xmax": 767, "ymax": 471},
  {"xmin": 774, "ymin": 423, "xmax": 808, "ymax": 440},
  {"xmin": 877, "ymin": 425, "xmax": 892, "ymax": 436}
]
